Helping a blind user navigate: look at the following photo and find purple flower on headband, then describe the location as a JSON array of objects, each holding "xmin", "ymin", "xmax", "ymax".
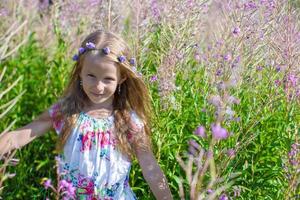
[
  {"xmin": 102, "ymin": 47, "xmax": 110, "ymax": 55},
  {"xmin": 78, "ymin": 47, "xmax": 86, "ymax": 54},
  {"xmin": 86, "ymin": 42, "xmax": 96, "ymax": 49},
  {"xmin": 72, "ymin": 54, "xmax": 79, "ymax": 61},
  {"xmin": 132, "ymin": 66, "xmax": 137, "ymax": 72},
  {"xmin": 118, "ymin": 55, "xmax": 126, "ymax": 63},
  {"xmin": 129, "ymin": 58, "xmax": 136, "ymax": 66}
]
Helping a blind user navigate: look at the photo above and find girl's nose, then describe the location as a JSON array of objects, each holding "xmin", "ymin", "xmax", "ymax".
[{"xmin": 96, "ymin": 81, "xmax": 104, "ymax": 92}]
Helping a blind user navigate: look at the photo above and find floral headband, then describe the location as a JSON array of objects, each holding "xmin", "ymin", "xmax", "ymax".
[{"xmin": 72, "ymin": 42, "xmax": 140, "ymax": 76}]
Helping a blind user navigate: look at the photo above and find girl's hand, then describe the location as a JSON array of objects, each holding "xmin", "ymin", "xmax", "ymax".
[{"xmin": 0, "ymin": 109, "xmax": 53, "ymax": 156}]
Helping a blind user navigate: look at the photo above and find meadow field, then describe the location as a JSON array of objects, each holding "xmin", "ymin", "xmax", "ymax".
[{"xmin": 0, "ymin": 0, "xmax": 299, "ymax": 199}]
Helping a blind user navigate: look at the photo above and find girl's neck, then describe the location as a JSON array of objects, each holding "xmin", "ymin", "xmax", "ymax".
[
  {"xmin": 83, "ymin": 102, "xmax": 114, "ymax": 118},
  {"xmin": 83, "ymin": 107, "xmax": 114, "ymax": 119},
  {"xmin": 84, "ymin": 97, "xmax": 114, "ymax": 111}
]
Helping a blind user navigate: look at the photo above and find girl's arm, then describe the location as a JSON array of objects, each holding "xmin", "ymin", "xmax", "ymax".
[
  {"xmin": 0, "ymin": 109, "xmax": 53, "ymax": 158},
  {"xmin": 134, "ymin": 145, "xmax": 173, "ymax": 200},
  {"xmin": 128, "ymin": 112, "xmax": 173, "ymax": 199}
]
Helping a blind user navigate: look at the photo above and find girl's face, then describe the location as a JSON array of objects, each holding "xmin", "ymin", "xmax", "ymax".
[{"xmin": 80, "ymin": 53, "xmax": 124, "ymax": 109}]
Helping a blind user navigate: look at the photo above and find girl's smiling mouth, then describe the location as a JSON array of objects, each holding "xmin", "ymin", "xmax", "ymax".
[{"xmin": 91, "ymin": 92, "xmax": 103, "ymax": 96}]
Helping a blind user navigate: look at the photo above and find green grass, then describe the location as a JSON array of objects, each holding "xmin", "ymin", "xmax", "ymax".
[{"xmin": 0, "ymin": 29, "xmax": 299, "ymax": 199}]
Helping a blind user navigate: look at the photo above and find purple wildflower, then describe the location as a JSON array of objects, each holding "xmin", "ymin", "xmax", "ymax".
[
  {"xmin": 59, "ymin": 179, "xmax": 69, "ymax": 190},
  {"xmin": 275, "ymin": 80, "xmax": 281, "ymax": 86},
  {"xmin": 288, "ymin": 143, "xmax": 299, "ymax": 167},
  {"xmin": 232, "ymin": 27, "xmax": 241, "ymax": 36},
  {"xmin": 0, "ymin": 8, "xmax": 9, "ymax": 17},
  {"xmin": 150, "ymin": 75, "xmax": 158, "ymax": 82},
  {"xmin": 58, "ymin": 179, "xmax": 76, "ymax": 198},
  {"xmin": 289, "ymin": 151, "xmax": 296, "ymax": 157},
  {"xmin": 102, "ymin": 47, "xmax": 110, "ymax": 55},
  {"xmin": 207, "ymin": 45, "xmax": 212, "ymax": 51},
  {"xmin": 219, "ymin": 194, "xmax": 229, "ymax": 200},
  {"xmin": 232, "ymin": 56, "xmax": 241, "ymax": 68},
  {"xmin": 256, "ymin": 66, "xmax": 263, "ymax": 71},
  {"xmin": 187, "ymin": 0, "xmax": 194, "ymax": 8},
  {"xmin": 260, "ymin": 0, "xmax": 267, "ymax": 4},
  {"xmin": 150, "ymin": 0, "xmax": 161, "ymax": 22},
  {"xmin": 194, "ymin": 53, "xmax": 201, "ymax": 61},
  {"xmin": 194, "ymin": 126, "xmax": 206, "ymax": 138},
  {"xmin": 290, "ymin": 160, "xmax": 298, "ymax": 166},
  {"xmin": 244, "ymin": 1, "xmax": 257, "ymax": 10},
  {"xmin": 43, "ymin": 179, "xmax": 52, "ymax": 189},
  {"xmin": 287, "ymin": 74, "xmax": 297, "ymax": 87},
  {"xmin": 207, "ymin": 189, "xmax": 214, "ymax": 194},
  {"xmin": 78, "ymin": 47, "xmax": 86, "ymax": 54},
  {"xmin": 275, "ymin": 65, "xmax": 281, "ymax": 72},
  {"xmin": 38, "ymin": 0, "xmax": 50, "ymax": 11},
  {"xmin": 72, "ymin": 54, "xmax": 79, "ymax": 61},
  {"xmin": 216, "ymin": 40, "xmax": 224, "ymax": 47},
  {"xmin": 118, "ymin": 55, "xmax": 126, "ymax": 63},
  {"xmin": 223, "ymin": 53, "xmax": 232, "ymax": 61},
  {"xmin": 209, "ymin": 95, "xmax": 222, "ymax": 107},
  {"xmin": 291, "ymin": 143, "xmax": 300, "ymax": 149},
  {"xmin": 296, "ymin": 89, "xmax": 300, "ymax": 97},
  {"xmin": 211, "ymin": 123, "xmax": 228, "ymax": 140},
  {"xmin": 216, "ymin": 69, "xmax": 222, "ymax": 76},
  {"xmin": 129, "ymin": 58, "xmax": 136, "ymax": 66},
  {"xmin": 86, "ymin": 42, "xmax": 96, "ymax": 49},
  {"xmin": 131, "ymin": 66, "xmax": 137, "ymax": 73},
  {"xmin": 66, "ymin": 184, "xmax": 76, "ymax": 197}
]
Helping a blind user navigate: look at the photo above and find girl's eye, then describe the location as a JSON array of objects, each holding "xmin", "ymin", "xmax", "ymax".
[
  {"xmin": 105, "ymin": 77, "xmax": 115, "ymax": 81},
  {"xmin": 87, "ymin": 74, "xmax": 95, "ymax": 78}
]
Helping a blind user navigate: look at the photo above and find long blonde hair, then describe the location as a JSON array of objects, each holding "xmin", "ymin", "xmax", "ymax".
[{"xmin": 55, "ymin": 30, "xmax": 152, "ymax": 158}]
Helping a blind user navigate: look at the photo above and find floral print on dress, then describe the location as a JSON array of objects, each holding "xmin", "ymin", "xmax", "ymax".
[
  {"xmin": 77, "ymin": 130, "xmax": 117, "ymax": 152},
  {"xmin": 77, "ymin": 173, "xmax": 96, "ymax": 197}
]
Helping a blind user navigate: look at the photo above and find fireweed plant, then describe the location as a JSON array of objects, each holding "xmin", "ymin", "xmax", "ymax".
[
  {"xmin": 0, "ymin": 0, "xmax": 299, "ymax": 199},
  {"xmin": 0, "ymin": 67, "xmax": 23, "ymax": 197},
  {"xmin": 0, "ymin": 3, "xmax": 28, "ymax": 196},
  {"xmin": 182, "ymin": 0, "xmax": 299, "ymax": 198},
  {"xmin": 41, "ymin": 156, "xmax": 76, "ymax": 200}
]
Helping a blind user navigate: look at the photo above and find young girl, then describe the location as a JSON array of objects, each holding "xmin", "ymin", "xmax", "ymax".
[{"xmin": 0, "ymin": 30, "xmax": 173, "ymax": 199}]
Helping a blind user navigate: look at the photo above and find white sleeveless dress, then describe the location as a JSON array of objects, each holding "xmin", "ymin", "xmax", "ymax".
[{"xmin": 49, "ymin": 104, "xmax": 142, "ymax": 200}]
